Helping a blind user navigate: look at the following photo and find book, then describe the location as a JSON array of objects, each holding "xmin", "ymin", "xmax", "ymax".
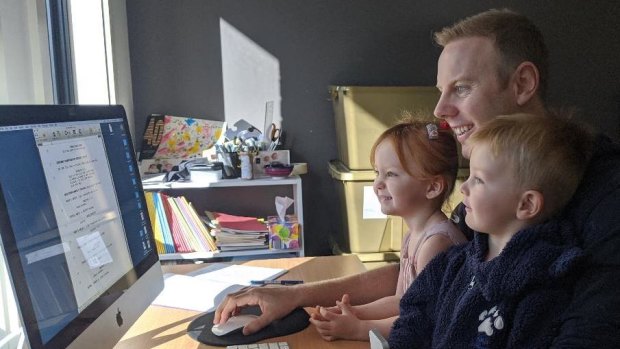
[
  {"xmin": 211, "ymin": 212, "xmax": 269, "ymax": 233},
  {"xmin": 161, "ymin": 193, "xmax": 192, "ymax": 253},
  {"xmin": 203, "ymin": 211, "xmax": 270, "ymax": 251},
  {"xmin": 174, "ymin": 196, "xmax": 217, "ymax": 252},
  {"xmin": 152, "ymin": 192, "xmax": 175, "ymax": 253},
  {"xmin": 144, "ymin": 192, "xmax": 166, "ymax": 254},
  {"xmin": 167, "ymin": 196, "xmax": 202, "ymax": 252},
  {"xmin": 183, "ymin": 198, "xmax": 217, "ymax": 251}
]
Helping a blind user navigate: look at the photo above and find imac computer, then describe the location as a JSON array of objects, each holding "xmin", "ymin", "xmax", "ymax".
[{"xmin": 0, "ymin": 105, "xmax": 164, "ymax": 349}]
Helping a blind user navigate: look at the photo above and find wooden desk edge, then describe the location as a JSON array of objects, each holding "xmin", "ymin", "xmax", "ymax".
[{"xmin": 115, "ymin": 255, "xmax": 369, "ymax": 349}]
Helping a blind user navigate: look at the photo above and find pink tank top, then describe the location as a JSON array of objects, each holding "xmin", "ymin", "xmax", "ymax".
[{"xmin": 396, "ymin": 220, "xmax": 467, "ymax": 295}]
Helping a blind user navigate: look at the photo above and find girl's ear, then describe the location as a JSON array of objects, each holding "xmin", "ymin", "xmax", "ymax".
[
  {"xmin": 426, "ymin": 177, "xmax": 445, "ymax": 200},
  {"xmin": 516, "ymin": 190, "xmax": 543, "ymax": 220}
]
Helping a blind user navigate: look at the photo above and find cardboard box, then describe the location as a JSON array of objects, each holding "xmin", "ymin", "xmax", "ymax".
[
  {"xmin": 268, "ymin": 215, "xmax": 300, "ymax": 250},
  {"xmin": 329, "ymin": 86, "xmax": 440, "ymax": 170}
]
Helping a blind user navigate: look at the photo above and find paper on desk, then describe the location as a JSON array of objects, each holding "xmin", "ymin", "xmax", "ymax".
[
  {"xmin": 187, "ymin": 263, "xmax": 287, "ymax": 285},
  {"xmin": 151, "ymin": 263, "xmax": 287, "ymax": 312},
  {"xmin": 152, "ymin": 273, "xmax": 244, "ymax": 312}
]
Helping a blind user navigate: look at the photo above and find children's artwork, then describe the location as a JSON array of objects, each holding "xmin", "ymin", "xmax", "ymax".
[{"xmin": 139, "ymin": 114, "xmax": 225, "ymax": 161}]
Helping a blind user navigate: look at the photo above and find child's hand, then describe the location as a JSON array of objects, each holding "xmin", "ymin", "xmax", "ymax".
[
  {"xmin": 318, "ymin": 304, "xmax": 342, "ymax": 315},
  {"xmin": 310, "ymin": 304, "xmax": 342, "ymax": 322},
  {"xmin": 309, "ymin": 294, "xmax": 367, "ymax": 341},
  {"xmin": 309, "ymin": 297, "xmax": 347, "ymax": 322}
]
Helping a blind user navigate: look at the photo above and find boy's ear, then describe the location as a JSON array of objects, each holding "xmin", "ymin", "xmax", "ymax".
[
  {"xmin": 516, "ymin": 190, "xmax": 543, "ymax": 220},
  {"xmin": 512, "ymin": 61, "xmax": 539, "ymax": 106},
  {"xmin": 426, "ymin": 177, "xmax": 445, "ymax": 200}
]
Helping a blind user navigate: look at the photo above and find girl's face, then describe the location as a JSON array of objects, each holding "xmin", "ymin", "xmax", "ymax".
[{"xmin": 372, "ymin": 139, "xmax": 432, "ymax": 220}]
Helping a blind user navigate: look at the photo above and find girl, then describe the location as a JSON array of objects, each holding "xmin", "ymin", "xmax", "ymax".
[{"xmin": 310, "ymin": 113, "xmax": 467, "ymax": 341}]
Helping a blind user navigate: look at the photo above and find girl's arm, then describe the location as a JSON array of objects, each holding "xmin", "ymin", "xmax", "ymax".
[
  {"xmin": 352, "ymin": 294, "xmax": 401, "ymax": 320},
  {"xmin": 415, "ymin": 234, "xmax": 455, "ymax": 273}
]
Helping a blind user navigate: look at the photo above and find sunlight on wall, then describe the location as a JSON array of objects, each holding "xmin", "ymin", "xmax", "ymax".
[{"xmin": 220, "ymin": 18, "xmax": 282, "ymax": 134}]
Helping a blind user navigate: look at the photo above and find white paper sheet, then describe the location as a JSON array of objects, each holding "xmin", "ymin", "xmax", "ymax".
[
  {"xmin": 187, "ymin": 264, "xmax": 287, "ymax": 286},
  {"xmin": 151, "ymin": 263, "xmax": 287, "ymax": 312}
]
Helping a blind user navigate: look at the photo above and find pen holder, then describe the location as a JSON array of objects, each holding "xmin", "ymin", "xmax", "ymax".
[
  {"xmin": 217, "ymin": 151, "xmax": 241, "ymax": 179},
  {"xmin": 268, "ymin": 215, "xmax": 300, "ymax": 250}
]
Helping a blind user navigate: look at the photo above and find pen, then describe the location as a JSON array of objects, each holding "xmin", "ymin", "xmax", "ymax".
[{"xmin": 250, "ymin": 280, "xmax": 304, "ymax": 285}]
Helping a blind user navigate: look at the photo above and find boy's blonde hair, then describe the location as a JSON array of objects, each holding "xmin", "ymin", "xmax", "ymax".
[
  {"xmin": 469, "ymin": 113, "xmax": 594, "ymax": 218},
  {"xmin": 370, "ymin": 111, "xmax": 459, "ymax": 206}
]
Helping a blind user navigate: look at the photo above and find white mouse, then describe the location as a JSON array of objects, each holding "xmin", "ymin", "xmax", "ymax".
[{"xmin": 211, "ymin": 314, "xmax": 259, "ymax": 336}]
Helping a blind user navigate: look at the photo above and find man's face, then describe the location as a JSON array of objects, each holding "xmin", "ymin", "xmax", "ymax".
[{"xmin": 434, "ymin": 37, "xmax": 519, "ymax": 158}]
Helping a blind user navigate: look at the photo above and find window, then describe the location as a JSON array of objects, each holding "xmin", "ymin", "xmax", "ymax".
[
  {"xmin": 68, "ymin": 0, "xmax": 115, "ymax": 104},
  {"xmin": 0, "ymin": 0, "xmax": 135, "ymax": 137}
]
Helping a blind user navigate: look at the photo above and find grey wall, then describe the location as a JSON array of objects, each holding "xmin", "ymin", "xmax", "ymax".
[{"xmin": 126, "ymin": 0, "xmax": 620, "ymax": 256}]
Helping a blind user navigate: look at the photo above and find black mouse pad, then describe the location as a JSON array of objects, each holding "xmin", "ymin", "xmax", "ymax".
[{"xmin": 187, "ymin": 306, "xmax": 310, "ymax": 346}]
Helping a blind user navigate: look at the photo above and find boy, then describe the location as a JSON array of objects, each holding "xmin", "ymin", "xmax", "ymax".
[{"xmin": 388, "ymin": 113, "xmax": 594, "ymax": 348}]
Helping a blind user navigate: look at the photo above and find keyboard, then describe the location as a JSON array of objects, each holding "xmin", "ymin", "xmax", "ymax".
[{"xmin": 226, "ymin": 342, "xmax": 289, "ymax": 349}]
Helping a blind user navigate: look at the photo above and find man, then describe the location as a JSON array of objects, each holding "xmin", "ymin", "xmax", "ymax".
[
  {"xmin": 433, "ymin": 9, "xmax": 620, "ymax": 347},
  {"xmin": 215, "ymin": 9, "xmax": 620, "ymax": 345}
]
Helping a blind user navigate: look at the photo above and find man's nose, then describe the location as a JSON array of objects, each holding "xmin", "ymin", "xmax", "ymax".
[{"xmin": 434, "ymin": 93, "xmax": 456, "ymax": 119}]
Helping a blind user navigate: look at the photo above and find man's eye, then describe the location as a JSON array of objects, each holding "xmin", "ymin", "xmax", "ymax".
[
  {"xmin": 455, "ymin": 85, "xmax": 470, "ymax": 96},
  {"xmin": 474, "ymin": 177, "xmax": 483, "ymax": 184},
  {"xmin": 386, "ymin": 171, "xmax": 396, "ymax": 177}
]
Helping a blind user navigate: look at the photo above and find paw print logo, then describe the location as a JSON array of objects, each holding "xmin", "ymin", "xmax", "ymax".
[{"xmin": 477, "ymin": 306, "xmax": 504, "ymax": 336}]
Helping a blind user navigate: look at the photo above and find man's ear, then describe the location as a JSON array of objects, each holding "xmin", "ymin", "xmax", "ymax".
[
  {"xmin": 426, "ymin": 177, "xmax": 445, "ymax": 200},
  {"xmin": 516, "ymin": 190, "xmax": 543, "ymax": 220},
  {"xmin": 512, "ymin": 61, "xmax": 540, "ymax": 106}
]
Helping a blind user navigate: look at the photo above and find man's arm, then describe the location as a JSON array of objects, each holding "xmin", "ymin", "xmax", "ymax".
[
  {"xmin": 214, "ymin": 263, "xmax": 399, "ymax": 335},
  {"xmin": 551, "ymin": 137, "xmax": 620, "ymax": 346},
  {"xmin": 551, "ymin": 193, "xmax": 620, "ymax": 346}
]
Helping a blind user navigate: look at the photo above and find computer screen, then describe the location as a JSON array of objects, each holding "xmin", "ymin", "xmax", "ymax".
[{"xmin": 0, "ymin": 105, "xmax": 163, "ymax": 349}]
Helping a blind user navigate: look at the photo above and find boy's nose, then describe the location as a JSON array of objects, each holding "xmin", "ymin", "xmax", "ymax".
[{"xmin": 460, "ymin": 179, "xmax": 469, "ymax": 195}]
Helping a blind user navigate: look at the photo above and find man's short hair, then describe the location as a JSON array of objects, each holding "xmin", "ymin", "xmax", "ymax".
[
  {"xmin": 468, "ymin": 113, "xmax": 593, "ymax": 218},
  {"xmin": 434, "ymin": 9, "xmax": 549, "ymax": 101}
]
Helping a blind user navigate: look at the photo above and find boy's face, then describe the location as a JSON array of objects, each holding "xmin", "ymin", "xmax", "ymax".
[
  {"xmin": 434, "ymin": 37, "xmax": 520, "ymax": 158},
  {"xmin": 460, "ymin": 142, "xmax": 523, "ymax": 239},
  {"xmin": 372, "ymin": 139, "xmax": 432, "ymax": 221}
]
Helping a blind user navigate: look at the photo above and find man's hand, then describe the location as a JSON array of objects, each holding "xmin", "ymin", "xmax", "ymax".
[{"xmin": 214, "ymin": 285, "xmax": 299, "ymax": 335}]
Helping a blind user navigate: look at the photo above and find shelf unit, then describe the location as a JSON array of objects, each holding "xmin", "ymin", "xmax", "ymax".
[{"xmin": 142, "ymin": 175, "xmax": 304, "ymax": 261}]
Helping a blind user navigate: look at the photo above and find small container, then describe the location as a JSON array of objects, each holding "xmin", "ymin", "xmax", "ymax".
[
  {"xmin": 240, "ymin": 152, "xmax": 253, "ymax": 179},
  {"xmin": 264, "ymin": 162, "xmax": 294, "ymax": 178},
  {"xmin": 218, "ymin": 152, "xmax": 241, "ymax": 178}
]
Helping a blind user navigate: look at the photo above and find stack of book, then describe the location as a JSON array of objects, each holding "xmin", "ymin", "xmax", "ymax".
[
  {"xmin": 144, "ymin": 192, "xmax": 218, "ymax": 254},
  {"xmin": 204, "ymin": 212, "xmax": 269, "ymax": 251}
]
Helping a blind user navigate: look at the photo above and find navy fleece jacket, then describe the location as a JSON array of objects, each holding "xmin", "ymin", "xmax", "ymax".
[
  {"xmin": 452, "ymin": 134, "xmax": 620, "ymax": 347},
  {"xmin": 389, "ymin": 220, "xmax": 584, "ymax": 349}
]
